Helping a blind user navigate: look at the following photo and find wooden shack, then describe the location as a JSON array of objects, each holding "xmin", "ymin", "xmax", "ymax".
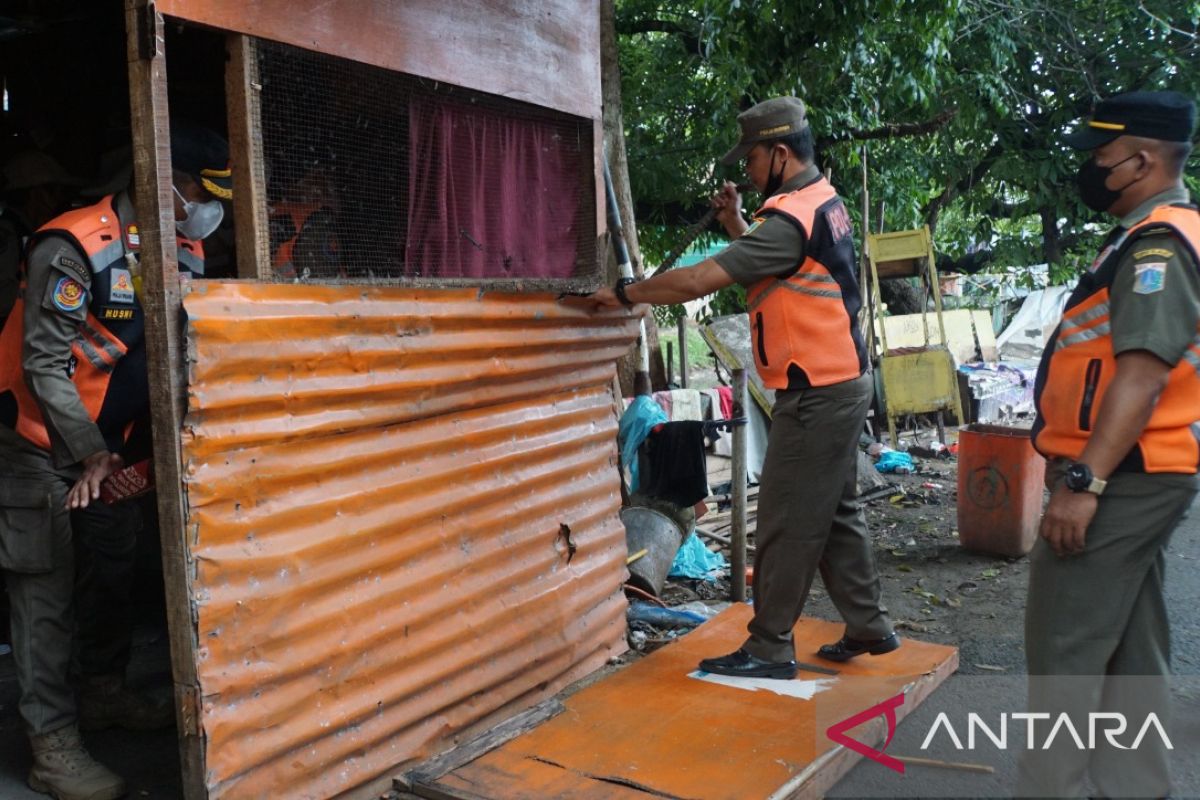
[{"xmin": 1, "ymin": 1, "xmax": 638, "ymax": 797}]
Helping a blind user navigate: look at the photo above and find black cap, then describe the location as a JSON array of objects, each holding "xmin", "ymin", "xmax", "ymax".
[
  {"xmin": 170, "ymin": 120, "xmax": 232, "ymax": 199},
  {"xmin": 721, "ymin": 97, "xmax": 809, "ymax": 166},
  {"xmin": 1064, "ymin": 90, "xmax": 1196, "ymax": 150}
]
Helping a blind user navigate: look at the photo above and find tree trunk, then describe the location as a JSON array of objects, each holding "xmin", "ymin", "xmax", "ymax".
[
  {"xmin": 1040, "ymin": 206, "xmax": 1063, "ymax": 265},
  {"xmin": 601, "ymin": 0, "xmax": 666, "ymax": 397}
]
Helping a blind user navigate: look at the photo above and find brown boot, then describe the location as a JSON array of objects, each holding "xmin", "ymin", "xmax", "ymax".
[
  {"xmin": 28, "ymin": 723, "xmax": 126, "ymax": 800},
  {"xmin": 78, "ymin": 674, "xmax": 173, "ymax": 732}
]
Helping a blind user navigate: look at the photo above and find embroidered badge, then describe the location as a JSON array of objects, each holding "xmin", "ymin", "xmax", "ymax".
[
  {"xmin": 1133, "ymin": 247, "xmax": 1172, "ymax": 260},
  {"xmin": 1133, "ymin": 262, "xmax": 1167, "ymax": 294},
  {"xmin": 110, "ymin": 268, "xmax": 135, "ymax": 303},
  {"xmin": 743, "ymin": 216, "xmax": 766, "ymax": 237},
  {"xmin": 52, "ymin": 276, "xmax": 86, "ymax": 312}
]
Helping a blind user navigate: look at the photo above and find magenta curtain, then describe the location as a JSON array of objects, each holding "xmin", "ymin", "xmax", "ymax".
[{"xmin": 405, "ymin": 97, "xmax": 584, "ymax": 279}]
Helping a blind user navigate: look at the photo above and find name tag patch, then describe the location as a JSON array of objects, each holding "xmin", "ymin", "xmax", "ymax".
[
  {"xmin": 1133, "ymin": 247, "xmax": 1173, "ymax": 260},
  {"xmin": 1133, "ymin": 262, "xmax": 1166, "ymax": 294},
  {"xmin": 99, "ymin": 307, "xmax": 135, "ymax": 321},
  {"xmin": 52, "ymin": 276, "xmax": 86, "ymax": 312},
  {"xmin": 110, "ymin": 268, "xmax": 135, "ymax": 303}
]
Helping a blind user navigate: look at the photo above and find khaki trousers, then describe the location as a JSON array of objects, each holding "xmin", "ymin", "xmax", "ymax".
[
  {"xmin": 1018, "ymin": 472, "xmax": 1197, "ymax": 798},
  {"xmin": 742, "ymin": 372, "xmax": 892, "ymax": 662}
]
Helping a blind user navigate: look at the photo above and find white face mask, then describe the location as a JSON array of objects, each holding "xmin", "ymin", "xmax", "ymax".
[{"xmin": 173, "ymin": 185, "xmax": 224, "ymax": 240}]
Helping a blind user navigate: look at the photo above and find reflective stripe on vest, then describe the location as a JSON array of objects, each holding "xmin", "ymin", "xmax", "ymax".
[
  {"xmin": 0, "ymin": 195, "xmax": 203, "ymax": 453},
  {"xmin": 1033, "ymin": 203, "xmax": 1200, "ymax": 473},
  {"xmin": 743, "ymin": 177, "xmax": 866, "ymax": 389}
]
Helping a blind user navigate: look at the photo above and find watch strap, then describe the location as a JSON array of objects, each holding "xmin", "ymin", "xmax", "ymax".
[{"xmin": 614, "ymin": 277, "xmax": 636, "ymax": 307}]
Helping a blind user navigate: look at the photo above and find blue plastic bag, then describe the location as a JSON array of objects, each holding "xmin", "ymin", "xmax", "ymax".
[
  {"xmin": 669, "ymin": 530, "xmax": 728, "ymax": 581},
  {"xmin": 627, "ymin": 599, "xmax": 709, "ymax": 628},
  {"xmin": 875, "ymin": 450, "xmax": 915, "ymax": 474}
]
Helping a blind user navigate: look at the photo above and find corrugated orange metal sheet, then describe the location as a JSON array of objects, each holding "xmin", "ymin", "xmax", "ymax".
[{"xmin": 179, "ymin": 282, "xmax": 640, "ymax": 799}]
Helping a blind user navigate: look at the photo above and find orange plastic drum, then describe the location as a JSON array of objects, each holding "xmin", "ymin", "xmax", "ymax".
[{"xmin": 956, "ymin": 424, "xmax": 1046, "ymax": 557}]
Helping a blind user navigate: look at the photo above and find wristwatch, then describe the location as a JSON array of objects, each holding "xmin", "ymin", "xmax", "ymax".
[
  {"xmin": 614, "ymin": 277, "xmax": 637, "ymax": 307},
  {"xmin": 1064, "ymin": 462, "xmax": 1107, "ymax": 495}
]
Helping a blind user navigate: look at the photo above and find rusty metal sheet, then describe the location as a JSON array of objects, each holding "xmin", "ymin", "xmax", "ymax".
[
  {"xmin": 155, "ymin": 0, "xmax": 601, "ymax": 120},
  {"xmin": 179, "ymin": 282, "xmax": 640, "ymax": 799}
]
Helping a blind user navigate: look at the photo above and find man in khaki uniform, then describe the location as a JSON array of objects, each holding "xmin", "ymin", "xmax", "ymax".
[
  {"xmin": 0, "ymin": 123, "xmax": 231, "ymax": 800},
  {"xmin": 579, "ymin": 97, "xmax": 897, "ymax": 679},
  {"xmin": 1022, "ymin": 91, "xmax": 1200, "ymax": 798}
]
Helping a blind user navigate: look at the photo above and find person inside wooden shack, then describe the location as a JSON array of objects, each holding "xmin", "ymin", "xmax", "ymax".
[{"xmin": 0, "ymin": 121, "xmax": 232, "ymax": 800}]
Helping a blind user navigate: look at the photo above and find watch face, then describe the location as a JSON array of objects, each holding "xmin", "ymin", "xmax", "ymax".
[{"xmin": 1064, "ymin": 464, "xmax": 1090, "ymax": 491}]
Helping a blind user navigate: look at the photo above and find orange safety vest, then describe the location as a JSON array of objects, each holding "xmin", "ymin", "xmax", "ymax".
[
  {"xmin": 270, "ymin": 200, "xmax": 339, "ymax": 280},
  {"xmin": 745, "ymin": 176, "xmax": 867, "ymax": 389},
  {"xmin": 0, "ymin": 195, "xmax": 203, "ymax": 454},
  {"xmin": 1032, "ymin": 203, "xmax": 1200, "ymax": 473}
]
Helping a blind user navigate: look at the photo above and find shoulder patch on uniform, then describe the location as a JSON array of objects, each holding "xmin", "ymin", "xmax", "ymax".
[
  {"xmin": 1133, "ymin": 262, "xmax": 1167, "ymax": 294},
  {"xmin": 1133, "ymin": 247, "xmax": 1174, "ymax": 260},
  {"xmin": 744, "ymin": 216, "xmax": 767, "ymax": 236},
  {"xmin": 52, "ymin": 276, "xmax": 87, "ymax": 312},
  {"xmin": 52, "ymin": 252, "xmax": 89, "ymax": 283}
]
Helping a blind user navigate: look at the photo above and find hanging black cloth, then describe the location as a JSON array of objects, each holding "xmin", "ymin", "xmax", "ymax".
[{"xmin": 638, "ymin": 421, "xmax": 709, "ymax": 508}]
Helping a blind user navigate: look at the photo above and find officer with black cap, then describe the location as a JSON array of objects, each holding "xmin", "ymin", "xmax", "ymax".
[
  {"xmin": 0, "ymin": 120, "xmax": 232, "ymax": 800},
  {"xmin": 1021, "ymin": 90, "xmax": 1199, "ymax": 798},
  {"xmin": 576, "ymin": 97, "xmax": 897, "ymax": 679}
]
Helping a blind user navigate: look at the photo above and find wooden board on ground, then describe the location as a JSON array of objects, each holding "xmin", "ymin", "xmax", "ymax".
[{"xmin": 408, "ymin": 605, "xmax": 958, "ymax": 800}]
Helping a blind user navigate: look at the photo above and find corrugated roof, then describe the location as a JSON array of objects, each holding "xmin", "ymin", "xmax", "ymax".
[{"xmin": 180, "ymin": 282, "xmax": 638, "ymax": 799}]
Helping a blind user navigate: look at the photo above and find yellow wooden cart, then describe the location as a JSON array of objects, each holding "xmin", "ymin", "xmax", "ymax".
[{"xmin": 865, "ymin": 225, "xmax": 965, "ymax": 445}]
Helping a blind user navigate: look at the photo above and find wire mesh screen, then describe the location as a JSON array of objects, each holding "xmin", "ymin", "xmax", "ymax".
[{"xmin": 255, "ymin": 39, "xmax": 599, "ymax": 285}]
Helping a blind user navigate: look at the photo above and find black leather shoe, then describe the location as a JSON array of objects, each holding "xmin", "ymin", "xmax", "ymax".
[
  {"xmin": 817, "ymin": 633, "xmax": 901, "ymax": 662},
  {"xmin": 698, "ymin": 649, "xmax": 798, "ymax": 679}
]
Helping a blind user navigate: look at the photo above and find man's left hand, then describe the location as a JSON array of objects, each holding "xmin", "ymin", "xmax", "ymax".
[
  {"xmin": 67, "ymin": 450, "xmax": 124, "ymax": 510},
  {"xmin": 1038, "ymin": 485, "xmax": 1099, "ymax": 557},
  {"xmin": 559, "ymin": 287, "xmax": 628, "ymax": 312},
  {"xmin": 584, "ymin": 287, "xmax": 622, "ymax": 309}
]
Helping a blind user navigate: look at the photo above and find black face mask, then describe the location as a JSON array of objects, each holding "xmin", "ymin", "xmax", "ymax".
[
  {"xmin": 1076, "ymin": 153, "xmax": 1142, "ymax": 212},
  {"xmin": 763, "ymin": 148, "xmax": 787, "ymax": 197}
]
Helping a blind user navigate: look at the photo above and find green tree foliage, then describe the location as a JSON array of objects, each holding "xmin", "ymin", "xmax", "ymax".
[{"xmin": 617, "ymin": 0, "xmax": 1200, "ymax": 302}]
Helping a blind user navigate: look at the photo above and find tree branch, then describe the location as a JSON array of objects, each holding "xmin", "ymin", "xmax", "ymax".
[
  {"xmin": 616, "ymin": 16, "xmax": 702, "ymax": 56},
  {"xmin": 924, "ymin": 140, "xmax": 1005, "ymax": 232},
  {"xmin": 818, "ymin": 108, "xmax": 959, "ymax": 147}
]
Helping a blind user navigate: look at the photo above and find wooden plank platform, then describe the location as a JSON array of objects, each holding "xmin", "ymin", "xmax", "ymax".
[{"xmin": 409, "ymin": 605, "xmax": 958, "ymax": 800}]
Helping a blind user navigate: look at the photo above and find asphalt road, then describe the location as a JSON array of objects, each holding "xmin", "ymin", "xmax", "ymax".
[{"xmin": 829, "ymin": 496, "xmax": 1200, "ymax": 799}]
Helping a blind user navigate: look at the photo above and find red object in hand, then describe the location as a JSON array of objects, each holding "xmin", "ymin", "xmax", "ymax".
[{"xmin": 99, "ymin": 460, "xmax": 155, "ymax": 504}]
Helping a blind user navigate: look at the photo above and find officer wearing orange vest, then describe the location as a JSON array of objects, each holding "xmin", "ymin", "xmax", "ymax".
[
  {"xmin": 0, "ymin": 122, "xmax": 231, "ymax": 800},
  {"xmin": 580, "ymin": 97, "xmax": 897, "ymax": 678},
  {"xmin": 1020, "ymin": 91, "xmax": 1199, "ymax": 798}
]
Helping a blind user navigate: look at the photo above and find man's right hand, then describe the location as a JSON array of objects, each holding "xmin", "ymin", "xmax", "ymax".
[
  {"xmin": 67, "ymin": 450, "xmax": 124, "ymax": 510},
  {"xmin": 711, "ymin": 181, "xmax": 746, "ymax": 236}
]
